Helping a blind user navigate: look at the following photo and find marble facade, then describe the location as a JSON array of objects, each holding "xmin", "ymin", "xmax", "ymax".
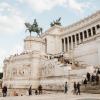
[{"xmin": 3, "ymin": 11, "xmax": 100, "ymax": 91}]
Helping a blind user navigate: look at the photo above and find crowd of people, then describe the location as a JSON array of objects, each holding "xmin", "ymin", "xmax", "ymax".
[
  {"xmin": 64, "ymin": 81, "xmax": 81, "ymax": 95},
  {"xmin": 27, "ymin": 84, "xmax": 43, "ymax": 96},
  {"xmin": 1, "ymin": 68, "xmax": 100, "ymax": 97},
  {"xmin": 73, "ymin": 82, "xmax": 81, "ymax": 95},
  {"xmin": 2, "ymin": 84, "xmax": 43, "ymax": 97},
  {"xmin": 83, "ymin": 69, "xmax": 100, "ymax": 87},
  {"xmin": 64, "ymin": 68, "xmax": 100, "ymax": 95}
]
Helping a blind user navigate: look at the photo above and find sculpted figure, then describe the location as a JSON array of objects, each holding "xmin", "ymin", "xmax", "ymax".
[
  {"xmin": 25, "ymin": 19, "xmax": 43, "ymax": 37},
  {"xmin": 50, "ymin": 17, "xmax": 61, "ymax": 27}
]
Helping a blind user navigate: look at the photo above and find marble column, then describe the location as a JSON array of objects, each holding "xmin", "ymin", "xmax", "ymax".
[
  {"xmin": 64, "ymin": 38, "xmax": 66, "ymax": 52},
  {"xmin": 67, "ymin": 37, "xmax": 69, "ymax": 52},
  {"xmin": 91, "ymin": 28, "xmax": 93, "ymax": 36},
  {"xmin": 74, "ymin": 34, "xmax": 77, "ymax": 47},
  {"xmin": 83, "ymin": 31, "xmax": 85, "ymax": 41},
  {"xmin": 71, "ymin": 36, "xmax": 73, "ymax": 50},
  {"xmin": 78, "ymin": 33, "xmax": 81, "ymax": 44}
]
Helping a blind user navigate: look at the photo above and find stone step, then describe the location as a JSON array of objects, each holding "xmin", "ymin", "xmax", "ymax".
[{"xmin": 81, "ymin": 82, "xmax": 100, "ymax": 94}]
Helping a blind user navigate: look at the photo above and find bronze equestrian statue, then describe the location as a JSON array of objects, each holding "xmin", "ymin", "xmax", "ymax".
[{"xmin": 25, "ymin": 19, "xmax": 43, "ymax": 37}]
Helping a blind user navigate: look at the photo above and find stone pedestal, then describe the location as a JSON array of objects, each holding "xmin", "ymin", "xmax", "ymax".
[
  {"xmin": 3, "ymin": 36, "xmax": 46, "ymax": 89},
  {"xmin": 24, "ymin": 36, "xmax": 45, "ymax": 53}
]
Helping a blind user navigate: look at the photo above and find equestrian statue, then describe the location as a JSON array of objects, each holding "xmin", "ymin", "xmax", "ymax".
[{"xmin": 25, "ymin": 19, "xmax": 43, "ymax": 37}]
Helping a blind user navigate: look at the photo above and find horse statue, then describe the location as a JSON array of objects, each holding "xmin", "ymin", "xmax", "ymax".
[
  {"xmin": 50, "ymin": 17, "xmax": 61, "ymax": 27},
  {"xmin": 25, "ymin": 19, "xmax": 43, "ymax": 37}
]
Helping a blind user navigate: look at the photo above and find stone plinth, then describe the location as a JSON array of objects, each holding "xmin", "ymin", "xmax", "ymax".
[
  {"xmin": 3, "ymin": 36, "xmax": 46, "ymax": 89},
  {"xmin": 24, "ymin": 36, "xmax": 45, "ymax": 53}
]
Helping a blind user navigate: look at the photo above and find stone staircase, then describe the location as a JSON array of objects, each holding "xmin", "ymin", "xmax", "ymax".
[
  {"xmin": 0, "ymin": 89, "xmax": 2, "ymax": 97},
  {"xmin": 81, "ymin": 82, "xmax": 100, "ymax": 94}
]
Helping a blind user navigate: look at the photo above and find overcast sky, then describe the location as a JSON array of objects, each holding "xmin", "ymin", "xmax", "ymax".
[{"xmin": 0, "ymin": 0, "xmax": 100, "ymax": 72}]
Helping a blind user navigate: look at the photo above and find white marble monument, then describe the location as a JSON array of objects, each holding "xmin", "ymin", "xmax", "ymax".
[{"xmin": 3, "ymin": 11, "xmax": 100, "ymax": 91}]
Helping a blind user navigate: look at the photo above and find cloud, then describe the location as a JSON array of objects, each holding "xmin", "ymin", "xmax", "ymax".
[
  {"xmin": 25, "ymin": 0, "xmax": 66, "ymax": 13},
  {"xmin": 68, "ymin": 0, "xmax": 90, "ymax": 13},
  {"xmin": 0, "ymin": 2, "xmax": 25, "ymax": 35},
  {"xmin": 19, "ymin": 0, "xmax": 90, "ymax": 13}
]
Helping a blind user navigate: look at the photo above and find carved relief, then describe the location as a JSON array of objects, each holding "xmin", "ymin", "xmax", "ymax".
[
  {"xmin": 12, "ymin": 68, "xmax": 17, "ymax": 76},
  {"xmin": 41, "ymin": 61, "xmax": 55, "ymax": 77}
]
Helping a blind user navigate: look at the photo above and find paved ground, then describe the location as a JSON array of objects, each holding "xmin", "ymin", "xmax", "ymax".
[{"xmin": 0, "ymin": 93, "xmax": 100, "ymax": 100}]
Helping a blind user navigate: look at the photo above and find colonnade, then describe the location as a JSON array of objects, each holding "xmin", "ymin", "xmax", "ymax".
[{"xmin": 62, "ymin": 24, "xmax": 100, "ymax": 52}]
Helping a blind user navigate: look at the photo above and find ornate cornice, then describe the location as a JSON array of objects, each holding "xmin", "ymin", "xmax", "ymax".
[
  {"xmin": 41, "ymin": 10, "xmax": 100, "ymax": 37},
  {"xmin": 61, "ymin": 10, "xmax": 100, "ymax": 36}
]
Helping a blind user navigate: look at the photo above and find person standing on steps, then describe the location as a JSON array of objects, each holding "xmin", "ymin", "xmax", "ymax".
[
  {"xmin": 87, "ymin": 72, "xmax": 90, "ymax": 82},
  {"xmin": 76, "ymin": 82, "xmax": 81, "ymax": 95},
  {"xmin": 38, "ymin": 85, "xmax": 42, "ymax": 94},
  {"xmin": 2, "ymin": 85, "xmax": 7, "ymax": 97},
  {"xmin": 64, "ymin": 82, "xmax": 68, "ymax": 93},
  {"xmin": 73, "ymin": 82, "xmax": 77, "ymax": 94},
  {"xmin": 28, "ymin": 85, "xmax": 32, "ymax": 96}
]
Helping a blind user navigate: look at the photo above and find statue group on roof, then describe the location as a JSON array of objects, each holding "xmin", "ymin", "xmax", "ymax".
[
  {"xmin": 25, "ymin": 17, "xmax": 62, "ymax": 37},
  {"xmin": 50, "ymin": 17, "xmax": 61, "ymax": 27}
]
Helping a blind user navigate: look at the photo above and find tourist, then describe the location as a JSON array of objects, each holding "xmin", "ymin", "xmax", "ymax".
[
  {"xmin": 28, "ymin": 86, "xmax": 32, "ymax": 96},
  {"xmin": 35, "ymin": 89, "xmax": 38, "ymax": 95},
  {"xmin": 38, "ymin": 85, "xmax": 42, "ymax": 94},
  {"xmin": 73, "ymin": 82, "xmax": 77, "ymax": 94},
  {"xmin": 83, "ymin": 78, "xmax": 87, "ymax": 87},
  {"xmin": 97, "ymin": 68, "xmax": 100, "ymax": 74},
  {"xmin": 96, "ymin": 74, "xmax": 99, "ymax": 85},
  {"xmin": 91, "ymin": 74, "xmax": 95, "ymax": 85},
  {"xmin": 2, "ymin": 85, "xmax": 7, "ymax": 97},
  {"xmin": 64, "ymin": 82, "xmax": 68, "ymax": 93},
  {"xmin": 76, "ymin": 82, "xmax": 81, "ymax": 95},
  {"xmin": 87, "ymin": 72, "xmax": 90, "ymax": 82}
]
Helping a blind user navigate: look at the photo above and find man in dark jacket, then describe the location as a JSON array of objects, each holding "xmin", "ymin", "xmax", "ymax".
[
  {"xmin": 87, "ymin": 72, "xmax": 90, "ymax": 82},
  {"xmin": 64, "ymin": 82, "xmax": 68, "ymax": 93},
  {"xmin": 96, "ymin": 74, "xmax": 99, "ymax": 85},
  {"xmin": 28, "ymin": 86, "xmax": 32, "ymax": 96},
  {"xmin": 2, "ymin": 85, "xmax": 7, "ymax": 97},
  {"xmin": 38, "ymin": 85, "xmax": 42, "ymax": 94},
  {"xmin": 84, "ymin": 78, "xmax": 87, "ymax": 87},
  {"xmin": 76, "ymin": 82, "xmax": 81, "ymax": 95},
  {"xmin": 73, "ymin": 82, "xmax": 77, "ymax": 94}
]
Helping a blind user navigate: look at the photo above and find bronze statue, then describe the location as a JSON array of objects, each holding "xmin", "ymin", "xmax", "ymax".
[
  {"xmin": 25, "ymin": 19, "xmax": 42, "ymax": 37},
  {"xmin": 50, "ymin": 17, "xmax": 61, "ymax": 27}
]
